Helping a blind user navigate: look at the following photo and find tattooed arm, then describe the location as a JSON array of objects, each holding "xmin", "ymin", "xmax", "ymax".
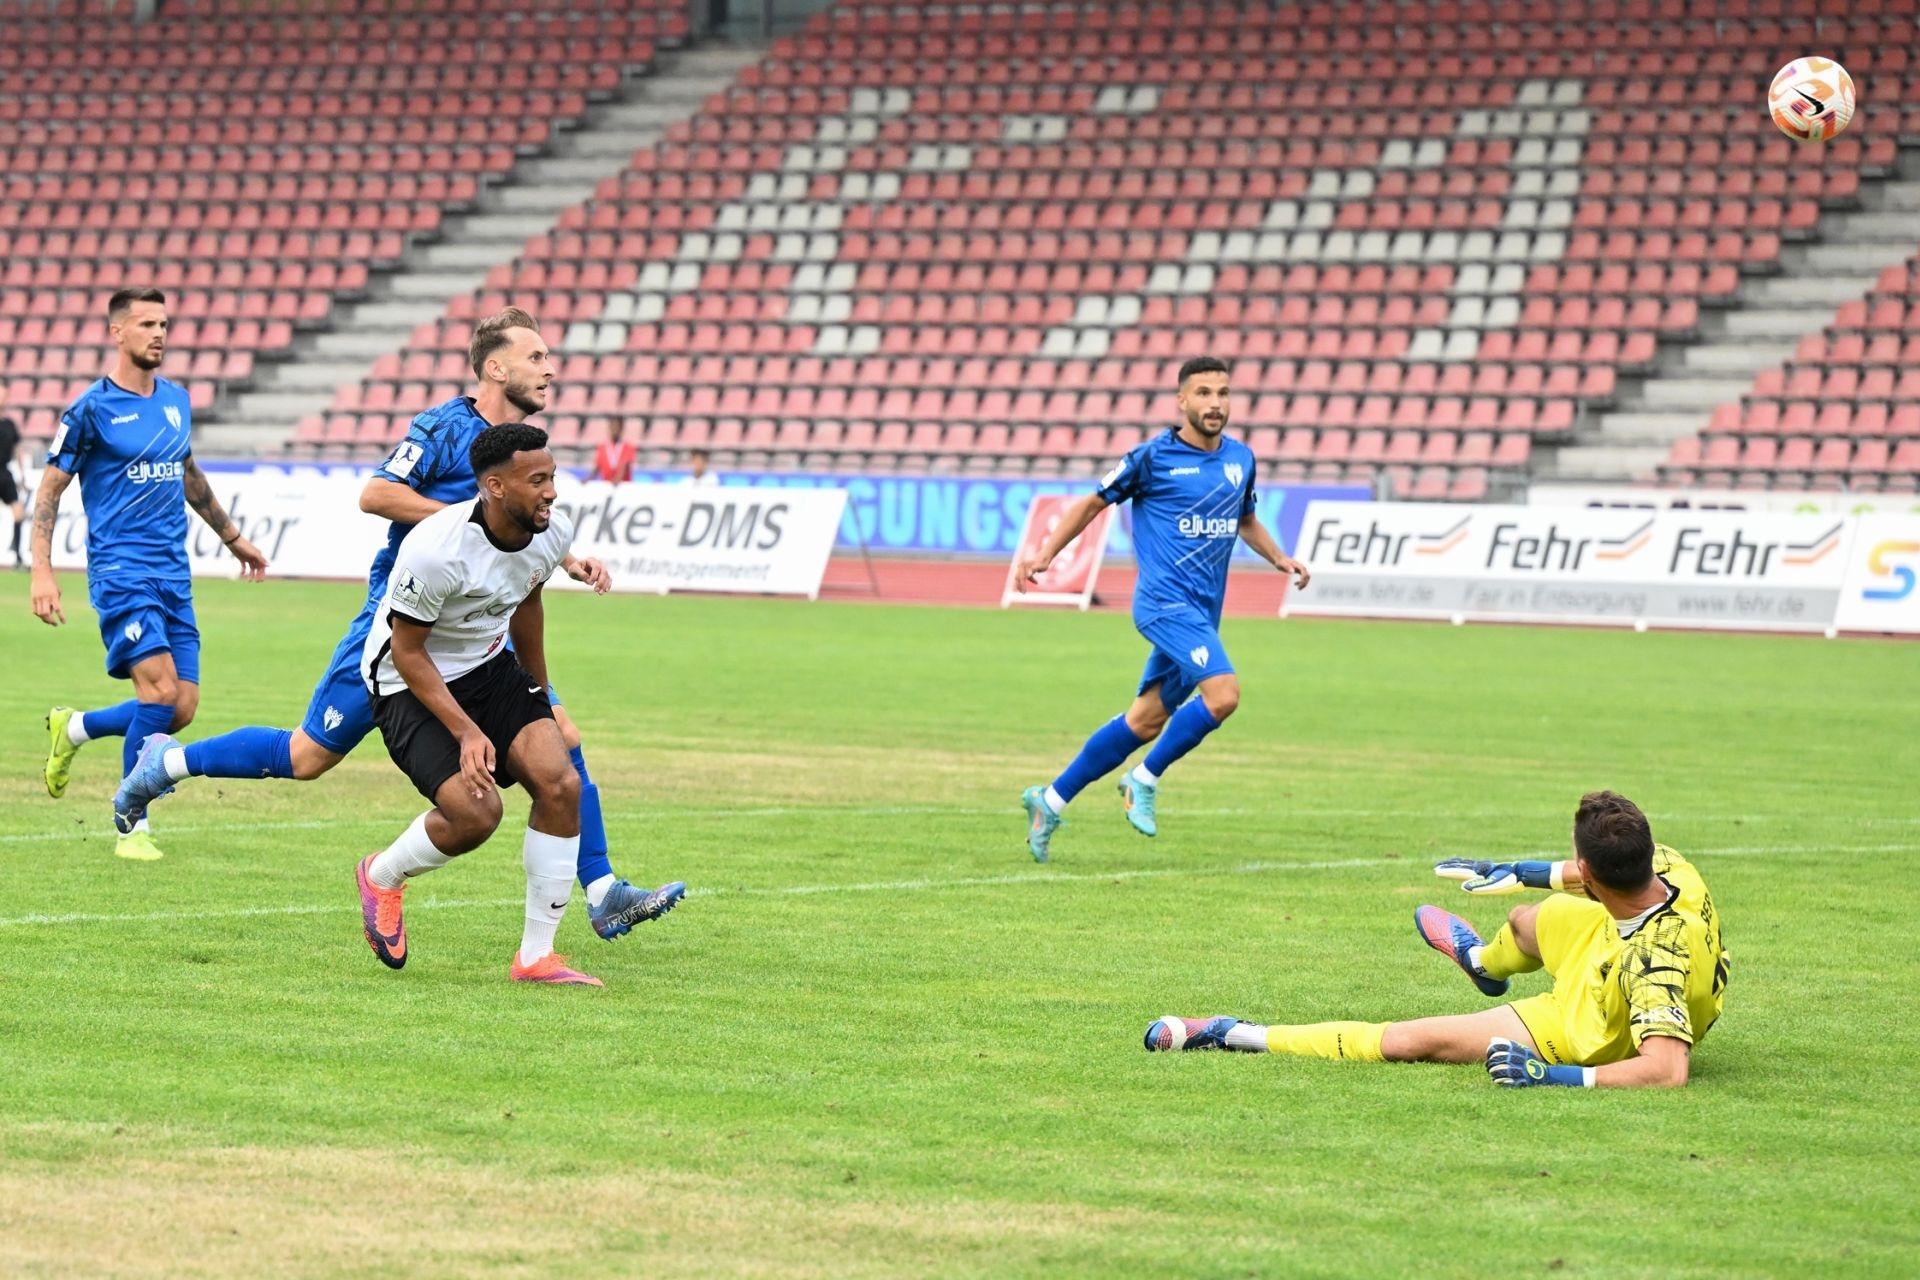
[
  {"xmin": 182, "ymin": 457, "xmax": 269, "ymax": 580},
  {"xmin": 28, "ymin": 465, "xmax": 73, "ymax": 625}
]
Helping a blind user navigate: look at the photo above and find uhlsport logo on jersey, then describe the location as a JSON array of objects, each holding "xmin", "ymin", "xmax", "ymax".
[
  {"xmin": 123, "ymin": 621, "xmax": 143, "ymax": 643},
  {"xmin": 1223, "ymin": 462, "xmax": 1244, "ymax": 489},
  {"xmin": 322, "ymin": 706, "xmax": 344, "ymax": 732},
  {"xmin": 163, "ymin": 405, "xmax": 183, "ymax": 430},
  {"xmin": 1189, "ymin": 645, "xmax": 1210, "ymax": 668},
  {"xmin": 1861, "ymin": 540, "xmax": 1920, "ymax": 601}
]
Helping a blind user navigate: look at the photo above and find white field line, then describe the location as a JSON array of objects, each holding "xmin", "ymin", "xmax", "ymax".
[
  {"xmin": 0, "ymin": 841, "xmax": 1912, "ymax": 930},
  {"xmin": 4, "ymin": 807, "xmax": 1916, "ymax": 848}
]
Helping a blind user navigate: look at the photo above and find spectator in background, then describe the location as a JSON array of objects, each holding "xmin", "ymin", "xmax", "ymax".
[
  {"xmin": 593, "ymin": 419, "xmax": 635, "ymax": 484},
  {"xmin": 0, "ymin": 384, "xmax": 29, "ymax": 569},
  {"xmin": 683, "ymin": 448, "xmax": 718, "ymax": 487}
]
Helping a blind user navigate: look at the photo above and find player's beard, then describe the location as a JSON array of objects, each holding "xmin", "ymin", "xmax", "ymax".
[
  {"xmin": 504, "ymin": 377, "xmax": 547, "ymax": 418},
  {"xmin": 503, "ymin": 492, "xmax": 550, "ymax": 535},
  {"xmin": 1186, "ymin": 407, "xmax": 1227, "ymax": 438},
  {"xmin": 130, "ymin": 348, "xmax": 164, "ymax": 370}
]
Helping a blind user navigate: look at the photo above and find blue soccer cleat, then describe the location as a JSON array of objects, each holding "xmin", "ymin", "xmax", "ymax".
[
  {"xmin": 1118, "ymin": 773, "xmax": 1157, "ymax": 837},
  {"xmin": 1144, "ymin": 1015, "xmax": 1240, "ymax": 1052},
  {"xmin": 590, "ymin": 879, "xmax": 686, "ymax": 940},
  {"xmin": 114, "ymin": 733, "xmax": 180, "ymax": 835},
  {"xmin": 1020, "ymin": 785, "xmax": 1062, "ymax": 863},
  {"xmin": 1414, "ymin": 905, "xmax": 1510, "ymax": 998}
]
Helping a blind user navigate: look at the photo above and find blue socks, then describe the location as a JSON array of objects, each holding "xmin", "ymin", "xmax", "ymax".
[
  {"xmin": 1144, "ymin": 699, "xmax": 1221, "ymax": 777},
  {"xmin": 81, "ymin": 700, "xmax": 139, "ymax": 742},
  {"xmin": 570, "ymin": 745, "xmax": 615, "ymax": 890},
  {"xmin": 124, "ymin": 702, "xmax": 176, "ymax": 775},
  {"xmin": 1050, "ymin": 714, "xmax": 1148, "ymax": 806},
  {"xmin": 183, "ymin": 726, "xmax": 296, "ymax": 780}
]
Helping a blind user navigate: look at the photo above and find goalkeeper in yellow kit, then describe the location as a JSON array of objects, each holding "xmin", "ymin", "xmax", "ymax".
[{"xmin": 1145, "ymin": 792, "xmax": 1728, "ymax": 1088}]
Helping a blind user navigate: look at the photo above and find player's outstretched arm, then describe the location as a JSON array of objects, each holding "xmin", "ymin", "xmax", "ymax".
[
  {"xmin": 389, "ymin": 616, "xmax": 495, "ymax": 798},
  {"xmin": 27, "ymin": 464, "xmax": 73, "ymax": 625},
  {"xmin": 508, "ymin": 582, "xmax": 550, "ymax": 692},
  {"xmin": 1487, "ymin": 1034, "xmax": 1689, "ymax": 1089},
  {"xmin": 1236, "ymin": 513, "xmax": 1310, "ymax": 590},
  {"xmin": 560, "ymin": 554, "xmax": 612, "ymax": 594},
  {"xmin": 359, "ymin": 475, "xmax": 449, "ymax": 527},
  {"xmin": 1434, "ymin": 858, "xmax": 1580, "ymax": 894},
  {"xmin": 182, "ymin": 458, "xmax": 268, "ymax": 580},
  {"xmin": 1013, "ymin": 492, "xmax": 1108, "ymax": 592}
]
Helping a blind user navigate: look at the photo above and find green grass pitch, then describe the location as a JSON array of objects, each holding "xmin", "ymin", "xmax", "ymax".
[{"xmin": 1, "ymin": 572, "xmax": 1917, "ymax": 1277}]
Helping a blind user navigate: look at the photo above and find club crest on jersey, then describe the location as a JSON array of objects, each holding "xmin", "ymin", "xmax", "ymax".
[
  {"xmin": 1224, "ymin": 462, "xmax": 1244, "ymax": 488},
  {"xmin": 322, "ymin": 706, "xmax": 344, "ymax": 732},
  {"xmin": 1190, "ymin": 645, "xmax": 1210, "ymax": 668},
  {"xmin": 124, "ymin": 621, "xmax": 144, "ymax": 643},
  {"xmin": 163, "ymin": 405, "xmax": 183, "ymax": 430}
]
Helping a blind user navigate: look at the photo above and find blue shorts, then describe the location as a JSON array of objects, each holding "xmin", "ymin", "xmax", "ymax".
[
  {"xmin": 1135, "ymin": 606, "xmax": 1234, "ymax": 712},
  {"xmin": 91, "ymin": 577, "xmax": 200, "ymax": 683},
  {"xmin": 299, "ymin": 614, "xmax": 565, "ymax": 756}
]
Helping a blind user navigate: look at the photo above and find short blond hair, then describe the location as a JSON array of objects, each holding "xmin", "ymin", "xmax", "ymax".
[{"xmin": 469, "ymin": 307, "xmax": 539, "ymax": 379}]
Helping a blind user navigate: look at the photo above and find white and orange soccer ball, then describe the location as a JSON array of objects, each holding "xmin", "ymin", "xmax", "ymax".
[{"xmin": 1768, "ymin": 57, "xmax": 1856, "ymax": 142}]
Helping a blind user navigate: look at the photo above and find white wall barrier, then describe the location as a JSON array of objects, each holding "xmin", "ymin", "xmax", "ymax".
[
  {"xmin": 1529, "ymin": 482, "xmax": 1920, "ymax": 517},
  {"xmin": 42, "ymin": 472, "xmax": 849, "ymax": 601},
  {"xmin": 1285, "ymin": 501, "xmax": 1920, "ymax": 635}
]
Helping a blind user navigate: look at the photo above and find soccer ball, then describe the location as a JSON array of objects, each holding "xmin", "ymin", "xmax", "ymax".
[{"xmin": 1768, "ymin": 57, "xmax": 1856, "ymax": 142}]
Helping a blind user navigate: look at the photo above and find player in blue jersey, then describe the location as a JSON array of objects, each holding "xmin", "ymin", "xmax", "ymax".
[
  {"xmin": 114, "ymin": 308, "xmax": 684, "ymax": 935},
  {"xmin": 1013, "ymin": 357, "xmax": 1311, "ymax": 861},
  {"xmin": 28, "ymin": 287, "xmax": 271, "ymax": 861}
]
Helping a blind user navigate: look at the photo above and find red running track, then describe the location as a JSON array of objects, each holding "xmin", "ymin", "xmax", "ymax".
[{"xmin": 817, "ymin": 555, "xmax": 1291, "ymax": 616}]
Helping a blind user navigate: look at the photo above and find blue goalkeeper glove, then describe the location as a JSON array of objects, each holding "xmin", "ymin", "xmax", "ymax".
[
  {"xmin": 1486, "ymin": 1037, "xmax": 1591, "ymax": 1088},
  {"xmin": 1434, "ymin": 858, "xmax": 1556, "ymax": 895}
]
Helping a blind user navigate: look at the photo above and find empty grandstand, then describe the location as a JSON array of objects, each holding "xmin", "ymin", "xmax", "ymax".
[{"xmin": 4, "ymin": 0, "xmax": 1918, "ymax": 498}]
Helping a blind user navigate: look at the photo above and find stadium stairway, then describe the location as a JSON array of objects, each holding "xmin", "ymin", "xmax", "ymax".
[
  {"xmin": 203, "ymin": 44, "xmax": 761, "ymax": 457},
  {"xmin": 1544, "ymin": 144, "xmax": 1920, "ymax": 481}
]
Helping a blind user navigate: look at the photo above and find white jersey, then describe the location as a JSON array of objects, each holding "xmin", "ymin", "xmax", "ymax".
[{"xmin": 361, "ymin": 499, "xmax": 574, "ymax": 697}]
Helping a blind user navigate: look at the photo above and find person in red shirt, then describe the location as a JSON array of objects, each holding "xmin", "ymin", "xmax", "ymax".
[{"xmin": 592, "ymin": 420, "xmax": 635, "ymax": 483}]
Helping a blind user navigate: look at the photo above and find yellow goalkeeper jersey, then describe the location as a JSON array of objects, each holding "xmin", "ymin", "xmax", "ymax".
[{"xmin": 1515, "ymin": 845, "xmax": 1729, "ymax": 1066}]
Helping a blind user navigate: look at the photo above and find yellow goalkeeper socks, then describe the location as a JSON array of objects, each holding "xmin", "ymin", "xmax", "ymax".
[
  {"xmin": 1259, "ymin": 1021, "xmax": 1388, "ymax": 1062},
  {"xmin": 1477, "ymin": 923, "xmax": 1544, "ymax": 979}
]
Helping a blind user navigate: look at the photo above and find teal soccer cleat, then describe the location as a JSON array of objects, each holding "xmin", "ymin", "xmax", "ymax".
[
  {"xmin": 1118, "ymin": 773, "xmax": 1157, "ymax": 837},
  {"xmin": 1021, "ymin": 785, "xmax": 1062, "ymax": 863},
  {"xmin": 114, "ymin": 733, "xmax": 180, "ymax": 835}
]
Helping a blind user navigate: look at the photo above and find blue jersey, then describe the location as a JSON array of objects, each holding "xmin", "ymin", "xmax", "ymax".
[
  {"xmin": 1095, "ymin": 429, "xmax": 1257, "ymax": 624},
  {"xmin": 49, "ymin": 376, "xmax": 195, "ymax": 583},
  {"xmin": 362, "ymin": 396, "xmax": 492, "ymax": 607}
]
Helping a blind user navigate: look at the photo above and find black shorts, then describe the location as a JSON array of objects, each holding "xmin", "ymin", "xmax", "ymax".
[
  {"xmin": 371, "ymin": 651, "xmax": 555, "ymax": 802},
  {"xmin": 0, "ymin": 468, "xmax": 17, "ymax": 506}
]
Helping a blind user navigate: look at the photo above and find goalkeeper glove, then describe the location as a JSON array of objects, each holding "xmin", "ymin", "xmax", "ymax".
[
  {"xmin": 1434, "ymin": 858, "xmax": 1557, "ymax": 895},
  {"xmin": 1486, "ymin": 1037, "xmax": 1592, "ymax": 1088}
]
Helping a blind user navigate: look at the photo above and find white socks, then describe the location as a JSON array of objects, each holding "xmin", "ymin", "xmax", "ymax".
[
  {"xmin": 1224, "ymin": 1022, "xmax": 1270, "ymax": 1052},
  {"xmin": 67, "ymin": 716, "xmax": 90, "ymax": 746},
  {"xmin": 1042, "ymin": 785, "xmax": 1067, "ymax": 815},
  {"xmin": 519, "ymin": 828, "xmax": 581, "ymax": 966},
  {"xmin": 1129, "ymin": 762, "xmax": 1160, "ymax": 787},
  {"xmin": 161, "ymin": 747, "xmax": 190, "ymax": 782},
  {"xmin": 368, "ymin": 812, "xmax": 452, "ymax": 889},
  {"xmin": 584, "ymin": 873, "xmax": 616, "ymax": 910}
]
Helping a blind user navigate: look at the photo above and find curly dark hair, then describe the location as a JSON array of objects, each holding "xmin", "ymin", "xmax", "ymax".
[{"xmin": 468, "ymin": 422, "xmax": 551, "ymax": 476}]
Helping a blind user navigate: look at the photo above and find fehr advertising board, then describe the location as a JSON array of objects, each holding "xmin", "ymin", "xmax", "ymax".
[{"xmin": 1284, "ymin": 501, "xmax": 1858, "ymax": 633}]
